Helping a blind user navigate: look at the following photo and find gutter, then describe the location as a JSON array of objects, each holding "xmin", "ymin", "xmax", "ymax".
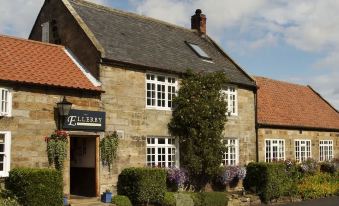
[{"xmin": 257, "ymin": 123, "xmax": 339, "ymax": 133}]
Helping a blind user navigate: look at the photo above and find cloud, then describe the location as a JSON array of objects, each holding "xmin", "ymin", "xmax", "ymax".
[{"xmin": 0, "ymin": 0, "xmax": 44, "ymax": 37}]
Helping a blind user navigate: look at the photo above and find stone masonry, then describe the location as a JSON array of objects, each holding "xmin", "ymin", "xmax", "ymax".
[{"xmin": 258, "ymin": 128, "xmax": 339, "ymax": 161}]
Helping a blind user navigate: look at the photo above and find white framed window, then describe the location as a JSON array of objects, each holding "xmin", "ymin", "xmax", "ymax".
[
  {"xmin": 41, "ymin": 21, "xmax": 50, "ymax": 43},
  {"xmin": 319, "ymin": 140, "xmax": 333, "ymax": 161},
  {"xmin": 146, "ymin": 73, "xmax": 177, "ymax": 110},
  {"xmin": 222, "ymin": 86, "xmax": 237, "ymax": 116},
  {"xmin": 146, "ymin": 137, "xmax": 179, "ymax": 167},
  {"xmin": 0, "ymin": 131, "xmax": 11, "ymax": 177},
  {"xmin": 222, "ymin": 139, "xmax": 239, "ymax": 166},
  {"xmin": 265, "ymin": 139, "xmax": 285, "ymax": 162},
  {"xmin": 295, "ymin": 140, "xmax": 311, "ymax": 162},
  {"xmin": 0, "ymin": 87, "xmax": 12, "ymax": 117}
]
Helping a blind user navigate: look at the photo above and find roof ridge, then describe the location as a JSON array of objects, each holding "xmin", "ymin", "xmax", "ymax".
[
  {"xmin": 254, "ymin": 75, "xmax": 309, "ymax": 88},
  {"xmin": 0, "ymin": 34, "xmax": 64, "ymax": 49},
  {"xmin": 69, "ymin": 0, "xmax": 196, "ymax": 34}
]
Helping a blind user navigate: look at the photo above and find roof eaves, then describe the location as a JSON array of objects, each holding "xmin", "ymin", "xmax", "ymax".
[
  {"xmin": 258, "ymin": 122, "xmax": 339, "ymax": 132},
  {"xmin": 62, "ymin": 0, "xmax": 106, "ymax": 57}
]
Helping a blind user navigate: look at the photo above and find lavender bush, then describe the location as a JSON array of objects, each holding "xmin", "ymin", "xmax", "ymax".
[
  {"xmin": 166, "ymin": 167, "xmax": 189, "ymax": 191},
  {"xmin": 300, "ymin": 158, "xmax": 319, "ymax": 175},
  {"xmin": 219, "ymin": 166, "xmax": 246, "ymax": 185}
]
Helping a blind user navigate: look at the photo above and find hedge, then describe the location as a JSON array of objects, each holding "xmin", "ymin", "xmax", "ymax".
[
  {"xmin": 191, "ymin": 192, "xmax": 228, "ymax": 206},
  {"xmin": 162, "ymin": 192, "xmax": 176, "ymax": 206},
  {"xmin": 117, "ymin": 167, "xmax": 166, "ymax": 204},
  {"xmin": 243, "ymin": 162, "xmax": 292, "ymax": 202},
  {"xmin": 111, "ymin": 195, "xmax": 132, "ymax": 206},
  {"xmin": 5, "ymin": 168, "xmax": 63, "ymax": 206}
]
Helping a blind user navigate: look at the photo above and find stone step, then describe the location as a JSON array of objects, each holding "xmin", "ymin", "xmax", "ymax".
[{"xmin": 68, "ymin": 196, "xmax": 115, "ymax": 206}]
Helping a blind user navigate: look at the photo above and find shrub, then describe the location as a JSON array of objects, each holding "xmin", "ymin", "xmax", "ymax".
[
  {"xmin": 166, "ymin": 167, "xmax": 189, "ymax": 191},
  {"xmin": 189, "ymin": 192, "xmax": 228, "ymax": 206},
  {"xmin": 244, "ymin": 162, "xmax": 292, "ymax": 202},
  {"xmin": 219, "ymin": 166, "xmax": 246, "ymax": 185},
  {"xmin": 111, "ymin": 195, "xmax": 132, "ymax": 206},
  {"xmin": 300, "ymin": 158, "xmax": 319, "ymax": 175},
  {"xmin": 320, "ymin": 161, "xmax": 336, "ymax": 174},
  {"xmin": 5, "ymin": 168, "xmax": 63, "ymax": 206},
  {"xmin": 117, "ymin": 167, "xmax": 166, "ymax": 204},
  {"xmin": 297, "ymin": 172, "xmax": 339, "ymax": 199},
  {"xmin": 162, "ymin": 192, "xmax": 176, "ymax": 206},
  {"xmin": 0, "ymin": 192, "xmax": 20, "ymax": 206}
]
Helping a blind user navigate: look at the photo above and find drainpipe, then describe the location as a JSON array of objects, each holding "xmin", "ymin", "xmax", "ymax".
[{"xmin": 254, "ymin": 87, "xmax": 259, "ymax": 162}]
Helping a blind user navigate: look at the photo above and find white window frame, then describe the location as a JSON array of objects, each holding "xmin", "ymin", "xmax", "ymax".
[
  {"xmin": 295, "ymin": 139, "xmax": 311, "ymax": 162},
  {"xmin": 145, "ymin": 73, "xmax": 178, "ymax": 110},
  {"xmin": 319, "ymin": 140, "xmax": 333, "ymax": 162},
  {"xmin": 265, "ymin": 139, "xmax": 285, "ymax": 162},
  {"xmin": 0, "ymin": 131, "xmax": 11, "ymax": 177},
  {"xmin": 222, "ymin": 138, "xmax": 239, "ymax": 166},
  {"xmin": 146, "ymin": 137, "xmax": 179, "ymax": 168},
  {"xmin": 41, "ymin": 21, "xmax": 50, "ymax": 43},
  {"xmin": 222, "ymin": 85, "xmax": 238, "ymax": 116},
  {"xmin": 0, "ymin": 87, "xmax": 12, "ymax": 117}
]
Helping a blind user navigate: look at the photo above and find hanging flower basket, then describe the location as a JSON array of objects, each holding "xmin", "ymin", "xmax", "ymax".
[{"xmin": 46, "ymin": 130, "xmax": 69, "ymax": 171}]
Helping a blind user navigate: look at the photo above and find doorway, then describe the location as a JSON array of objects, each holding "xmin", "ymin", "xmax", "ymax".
[{"xmin": 70, "ymin": 136, "xmax": 97, "ymax": 197}]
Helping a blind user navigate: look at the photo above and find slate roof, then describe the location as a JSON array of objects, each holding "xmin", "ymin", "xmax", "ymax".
[
  {"xmin": 255, "ymin": 76, "xmax": 339, "ymax": 131},
  {"xmin": 0, "ymin": 35, "xmax": 101, "ymax": 92},
  {"xmin": 66, "ymin": 0, "xmax": 255, "ymax": 87}
]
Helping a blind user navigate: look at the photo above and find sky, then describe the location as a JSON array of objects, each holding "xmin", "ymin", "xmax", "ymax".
[{"xmin": 1, "ymin": 0, "xmax": 339, "ymax": 109}]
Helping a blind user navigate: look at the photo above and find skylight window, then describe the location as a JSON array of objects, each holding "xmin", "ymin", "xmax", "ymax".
[{"xmin": 186, "ymin": 42, "xmax": 211, "ymax": 60}]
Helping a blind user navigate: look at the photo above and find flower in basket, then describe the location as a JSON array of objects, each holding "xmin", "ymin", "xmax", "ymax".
[{"xmin": 46, "ymin": 130, "xmax": 69, "ymax": 171}]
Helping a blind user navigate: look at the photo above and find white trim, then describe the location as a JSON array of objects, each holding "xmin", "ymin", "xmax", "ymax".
[
  {"xmin": 0, "ymin": 131, "xmax": 11, "ymax": 177},
  {"xmin": 221, "ymin": 85, "xmax": 238, "ymax": 116},
  {"xmin": 264, "ymin": 139, "xmax": 285, "ymax": 162},
  {"xmin": 64, "ymin": 49, "xmax": 102, "ymax": 87},
  {"xmin": 319, "ymin": 140, "xmax": 333, "ymax": 161},
  {"xmin": 41, "ymin": 21, "xmax": 50, "ymax": 43},
  {"xmin": 146, "ymin": 136, "xmax": 179, "ymax": 168},
  {"xmin": 294, "ymin": 139, "xmax": 312, "ymax": 162},
  {"xmin": 222, "ymin": 138, "xmax": 239, "ymax": 166},
  {"xmin": 0, "ymin": 87, "xmax": 12, "ymax": 117},
  {"xmin": 145, "ymin": 73, "xmax": 178, "ymax": 110}
]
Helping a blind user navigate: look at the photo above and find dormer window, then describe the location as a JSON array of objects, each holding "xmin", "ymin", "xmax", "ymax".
[
  {"xmin": 186, "ymin": 42, "xmax": 212, "ymax": 60},
  {"xmin": 0, "ymin": 88, "xmax": 12, "ymax": 117},
  {"xmin": 41, "ymin": 22, "xmax": 50, "ymax": 43}
]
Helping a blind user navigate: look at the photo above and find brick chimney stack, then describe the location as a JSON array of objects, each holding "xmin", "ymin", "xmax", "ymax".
[{"xmin": 191, "ymin": 9, "xmax": 206, "ymax": 34}]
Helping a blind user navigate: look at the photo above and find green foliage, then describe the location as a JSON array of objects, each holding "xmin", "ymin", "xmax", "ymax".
[
  {"xmin": 162, "ymin": 192, "xmax": 176, "ymax": 206},
  {"xmin": 297, "ymin": 172, "xmax": 339, "ymax": 199},
  {"xmin": 117, "ymin": 167, "xmax": 166, "ymax": 204},
  {"xmin": 100, "ymin": 132, "xmax": 119, "ymax": 171},
  {"xmin": 244, "ymin": 162, "xmax": 292, "ymax": 203},
  {"xmin": 46, "ymin": 130, "xmax": 68, "ymax": 171},
  {"xmin": 5, "ymin": 168, "xmax": 63, "ymax": 206},
  {"xmin": 188, "ymin": 192, "xmax": 228, "ymax": 206},
  {"xmin": 0, "ymin": 190, "xmax": 20, "ymax": 206},
  {"xmin": 320, "ymin": 161, "xmax": 336, "ymax": 174},
  {"xmin": 168, "ymin": 70, "xmax": 228, "ymax": 190},
  {"xmin": 111, "ymin": 195, "xmax": 132, "ymax": 206}
]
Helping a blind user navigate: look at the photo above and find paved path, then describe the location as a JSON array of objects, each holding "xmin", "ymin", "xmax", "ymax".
[{"xmin": 279, "ymin": 196, "xmax": 339, "ymax": 206}]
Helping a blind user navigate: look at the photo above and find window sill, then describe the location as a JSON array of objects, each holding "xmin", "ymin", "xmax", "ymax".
[{"xmin": 146, "ymin": 107, "xmax": 173, "ymax": 111}]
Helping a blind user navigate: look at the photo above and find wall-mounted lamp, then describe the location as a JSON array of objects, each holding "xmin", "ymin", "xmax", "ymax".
[{"xmin": 57, "ymin": 96, "xmax": 72, "ymax": 129}]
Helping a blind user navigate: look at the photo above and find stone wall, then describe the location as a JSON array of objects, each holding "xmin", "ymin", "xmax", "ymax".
[
  {"xmin": 0, "ymin": 84, "xmax": 101, "ymax": 195},
  {"xmin": 99, "ymin": 65, "xmax": 256, "ymax": 193},
  {"xmin": 29, "ymin": 0, "xmax": 101, "ymax": 78},
  {"xmin": 258, "ymin": 128, "xmax": 339, "ymax": 161}
]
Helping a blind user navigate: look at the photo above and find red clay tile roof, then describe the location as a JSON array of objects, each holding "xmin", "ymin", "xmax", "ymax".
[
  {"xmin": 0, "ymin": 35, "xmax": 101, "ymax": 92},
  {"xmin": 255, "ymin": 76, "xmax": 339, "ymax": 131}
]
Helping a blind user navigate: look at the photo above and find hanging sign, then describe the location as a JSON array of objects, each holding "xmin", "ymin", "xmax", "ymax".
[{"xmin": 63, "ymin": 109, "xmax": 105, "ymax": 131}]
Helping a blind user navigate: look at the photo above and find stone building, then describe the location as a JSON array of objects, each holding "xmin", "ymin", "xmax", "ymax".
[
  {"xmin": 0, "ymin": 35, "xmax": 103, "ymax": 196},
  {"xmin": 255, "ymin": 76, "xmax": 339, "ymax": 163},
  {"xmin": 29, "ymin": 0, "xmax": 257, "ymax": 196}
]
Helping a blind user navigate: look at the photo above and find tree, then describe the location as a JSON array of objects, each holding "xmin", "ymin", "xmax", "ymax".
[{"xmin": 168, "ymin": 70, "xmax": 228, "ymax": 190}]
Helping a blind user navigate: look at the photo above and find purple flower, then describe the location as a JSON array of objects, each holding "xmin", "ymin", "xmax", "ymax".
[{"xmin": 167, "ymin": 167, "xmax": 189, "ymax": 187}]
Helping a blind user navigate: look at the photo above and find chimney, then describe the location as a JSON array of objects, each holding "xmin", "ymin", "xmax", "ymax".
[{"xmin": 191, "ymin": 9, "xmax": 206, "ymax": 34}]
